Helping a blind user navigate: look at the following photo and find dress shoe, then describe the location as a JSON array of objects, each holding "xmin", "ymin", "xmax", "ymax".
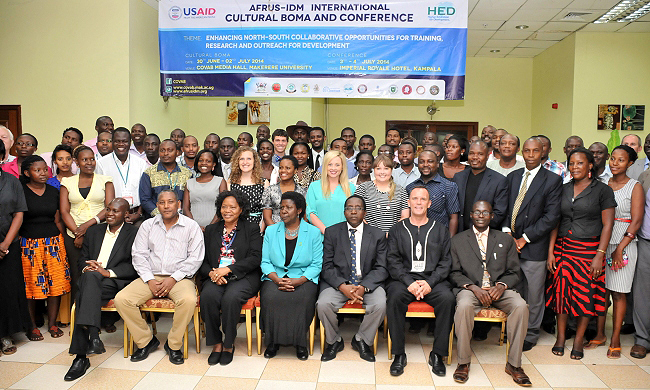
[
  {"xmin": 220, "ymin": 346, "xmax": 235, "ymax": 365},
  {"xmin": 542, "ymin": 322, "xmax": 556, "ymax": 335},
  {"xmin": 351, "ymin": 336, "xmax": 375, "ymax": 362},
  {"xmin": 473, "ymin": 327, "xmax": 489, "ymax": 341},
  {"xmin": 130, "ymin": 336, "xmax": 160, "ymax": 362},
  {"xmin": 207, "ymin": 351, "xmax": 221, "ymax": 365},
  {"xmin": 389, "ymin": 353, "xmax": 407, "ymax": 376},
  {"xmin": 296, "ymin": 346, "xmax": 309, "ymax": 360},
  {"xmin": 428, "ymin": 351, "xmax": 446, "ymax": 376},
  {"xmin": 505, "ymin": 362, "xmax": 532, "ymax": 387},
  {"xmin": 64, "ymin": 356, "xmax": 90, "ymax": 381},
  {"xmin": 164, "ymin": 341, "xmax": 184, "ymax": 365},
  {"xmin": 86, "ymin": 338, "xmax": 106, "ymax": 355},
  {"xmin": 630, "ymin": 344, "xmax": 648, "ymax": 359},
  {"xmin": 321, "ymin": 339, "xmax": 344, "ymax": 361},
  {"xmin": 621, "ymin": 323, "xmax": 636, "ymax": 335},
  {"xmin": 453, "ymin": 363, "xmax": 470, "ymax": 383},
  {"xmin": 264, "ymin": 344, "xmax": 278, "ymax": 358},
  {"xmin": 522, "ymin": 340, "xmax": 536, "ymax": 352}
]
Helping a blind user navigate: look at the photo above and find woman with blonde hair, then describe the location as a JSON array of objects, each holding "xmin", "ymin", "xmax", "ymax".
[
  {"xmin": 306, "ymin": 150, "xmax": 354, "ymax": 234},
  {"xmin": 227, "ymin": 146, "xmax": 269, "ymax": 226},
  {"xmin": 355, "ymin": 154, "xmax": 409, "ymax": 234}
]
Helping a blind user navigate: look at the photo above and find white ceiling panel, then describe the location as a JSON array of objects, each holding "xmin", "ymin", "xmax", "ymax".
[
  {"xmin": 468, "ymin": 20, "xmax": 507, "ymax": 30},
  {"xmin": 517, "ymin": 39, "xmax": 561, "ymax": 48},
  {"xmin": 580, "ymin": 21, "xmax": 630, "ymax": 31},
  {"xmin": 638, "ymin": 12, "xmax": 650, "ymax": 21},
  {"xmin": 468, "ymin": 29, "xmax": 498, "ymax": 42},
  {"xmin": 471, "ymin": 7, "xmax": 519, "ymax": 21},
  {"xmin": 473, "ymin": 0, "xmax": 528, "ymax": 9},
  {"xmin": 540, "ymin": 21, "xmax": 588, "ymax": 31},
  {"xmin": 521, "ymin": 0, "xmax": 573, "ymax": 9},
  {"xmin": 508, "ymin": 47, "xmax": 547, "ymax": 55},
  {"xmin": 553, "ymin": 9, "xmax": 609, "ymax": 22},
  {"xmin": 469, "ymin": 0, "xmax": 481, "ymax": 12},
  {"xmin": 528, "ymin": 31, "xmax": 573, "ymax": 40},
  {"xmin": 485, "ymin": 39, "xmax": 525, "ymax": 47},
  {"xmin": 492, "ymin": 30, "xmax": 536, "ymax": 39},
  {"xmin": 476, "ymin": 47, "xmax": 511, "ymax": 57},
  {"xmin": 500, "ymin": 20, "xmax": 547, "ymax": 30},
  {"xmin": 617, "ymin": 21, "xmax": 650, "ymax": 32},
  {"xmin": 567, "ymin": 0, "xmax": 621, "ymax": 9},
  {"xmin": 510, "ymin": 8, "xmax": 565, "ymax": 21}
]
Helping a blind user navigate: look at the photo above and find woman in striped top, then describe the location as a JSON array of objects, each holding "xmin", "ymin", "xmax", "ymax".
[
  {"xmin": 587, "ymin": 145, "xmax": 643, "ymax": 359},
  {"xmin": 354, "ymin": 154, "xmax": 409, "ymax": 234}
]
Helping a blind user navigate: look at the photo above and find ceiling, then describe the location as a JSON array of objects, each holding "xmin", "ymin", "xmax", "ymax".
[{"xmin": 468, "ymin": 0, "xmax": 650, "ymax": 57}]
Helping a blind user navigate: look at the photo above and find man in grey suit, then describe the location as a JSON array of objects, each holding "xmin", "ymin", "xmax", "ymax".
[
  {"xmin": 317, "ymin": 195, "xmax": 388, "ymax": 362},
  {"xmin": 450, "ymin": 201, "xmax": 530, "ymax": 386},
  {"xmin": 625, "ymin": 133, "xmax": 649, "ymax": 180}
]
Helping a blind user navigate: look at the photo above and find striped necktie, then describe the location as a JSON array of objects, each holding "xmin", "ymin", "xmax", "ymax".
[
  {"xmin": 511, "ymin": 171, "xmax": 530, "ymax": 231},
  {"xmin": 349, "ymin": 228, "xmax": 359, "ymax": 286}
]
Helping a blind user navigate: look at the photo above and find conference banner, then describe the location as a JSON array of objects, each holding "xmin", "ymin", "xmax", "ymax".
[{"xmin": 159, "ymin": 0, "xmax": 468, "ymax": 100}]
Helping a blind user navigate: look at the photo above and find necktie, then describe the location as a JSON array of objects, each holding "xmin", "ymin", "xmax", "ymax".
[
  {"xmin": 315, "ymin": 154, "xmax": 321, "ymax": 171},
  {"xmin": 511, "ymin": 171, "xmax": 530, "ymax": 231},
  {"xmin": 477, "ymin": 231, "xmax": 491, "ymax": 290},
  {"xmin": 349, "ymin": 228, "xmax": 359, "ymax": 285},
  {"xmin": 476, "ymin": 231, "xmax": 486, "ymax": 261}
]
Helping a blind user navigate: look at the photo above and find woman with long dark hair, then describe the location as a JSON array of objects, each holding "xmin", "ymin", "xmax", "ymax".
[{"xmin": 290, "ymin": 142, "xmax": 321, "ymax": 188}]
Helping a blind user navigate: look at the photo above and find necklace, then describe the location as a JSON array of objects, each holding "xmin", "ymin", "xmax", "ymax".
[{"xmin": 285, "ymin": 226, "xmax": 299, "ymax": 238}]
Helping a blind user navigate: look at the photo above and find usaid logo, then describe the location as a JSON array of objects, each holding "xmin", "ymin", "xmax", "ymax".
[{"xmin": 169, "ymin": 6, "xmax": 182, "ymax": 20}]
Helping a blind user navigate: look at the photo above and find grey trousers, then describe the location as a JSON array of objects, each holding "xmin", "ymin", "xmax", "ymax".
[
  {"xmin": 455, "ymin": 289, "xmax": 529, "ymax": 367},
  {"xmin": 516, "ymin": 259, "xmax": 547, "ymax": 344},
  {"xmin": 316, "ymin": 286, "xmax": 386, "ymax": 346},
  {"xmin": 634, "ymin": 238, "xmax": 650, "ymax": 348}
]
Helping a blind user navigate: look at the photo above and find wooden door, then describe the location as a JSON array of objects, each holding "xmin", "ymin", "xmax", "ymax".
[
  {"xmin": 0, "ymin": 105, "xmax": 22, "ymax": 156},
  {"xmin": 385, "ymin": 120, "xmax": 478, "ymax": 146}
]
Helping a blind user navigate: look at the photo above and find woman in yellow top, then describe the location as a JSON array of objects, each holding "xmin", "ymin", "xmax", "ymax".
[{"xmin": 60, "ymin": 145, "xmax": 114, "ymax": 313}]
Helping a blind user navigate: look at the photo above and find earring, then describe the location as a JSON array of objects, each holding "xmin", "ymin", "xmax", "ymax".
[{"xmin": 588, "ymin": 171, "xmax": 592, "ymax": 178}]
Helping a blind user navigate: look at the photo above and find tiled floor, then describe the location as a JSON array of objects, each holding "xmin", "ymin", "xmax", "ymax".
[{"xmin": 1, "ymin": 314, "xmax": 648, "ymax": 390}]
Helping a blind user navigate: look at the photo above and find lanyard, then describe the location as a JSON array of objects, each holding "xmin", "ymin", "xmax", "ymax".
[
  {"xmin": 113, "ymin": 154, "xmax": 130, "ymax": 186},
  {"xmin": 166, "ymin": 169, "xmax": 178, "ymax": 190},
  {"xmin": 223, "ymin": 230, "xmax": 237, "ymax": 252}
]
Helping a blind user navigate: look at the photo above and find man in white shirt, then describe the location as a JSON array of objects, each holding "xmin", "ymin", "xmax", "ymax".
[
  {"xmin": 129, "ymin": 123, "xmax": 148, "ymax": 161},
  {"xmin": 309, "ymin": 127, "xmax": 326, "ymax": 171},
  {"xmin": 114, "ymin": 190, "xmax": 204, "ymax": 365},
  {"xmin": 96, "ymin": 128, "xmax": 148, "ymax": 225}
]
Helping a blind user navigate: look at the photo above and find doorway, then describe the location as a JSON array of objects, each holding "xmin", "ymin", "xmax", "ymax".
[{"xmin": 385, "ymin": 120, "xmax": 478, "ymax": 147}]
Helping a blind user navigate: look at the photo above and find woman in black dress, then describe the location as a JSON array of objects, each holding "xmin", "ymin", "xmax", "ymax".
[{"xmin": 199, "ymin": 191, "xmax": 262, "ymax": 366}]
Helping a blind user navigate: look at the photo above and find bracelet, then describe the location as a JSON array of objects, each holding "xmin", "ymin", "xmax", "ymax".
[
  {"xmin": 597, "ymin": 249, "xmax": 606, "ymax": 254},
  {"xmin": 624, "ymin": 232, "xmax": 636, "ymax": 240},
  {"xmin": 94, "ymin": 216, "xmax": 101, "ymax": 224}
]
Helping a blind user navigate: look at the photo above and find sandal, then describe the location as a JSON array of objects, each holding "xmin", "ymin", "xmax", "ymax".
[
  {"xmin": 570, "ymin": 349, "xmax": 584, "ymax": 360},
  {"xmin": 584, "ymin": 338, "xmax": 607, "ymax": 349},
  {"xmin": 1, "ymin": 337, "xmax": 17, "ymax": 355},
  {"xmin": 607, "ymin": 347, "xmax": 621, "ymax": 359},
  {"xmin": 552, "ymin": 346, "xmax": 565, "ymax": 356},
  {"xmin": 27, "ymin": 328, "xmax": 44, "ymax": 341},
  {"xmin": 48, "ymin": 325, "xmax": 64, "ymax": 338}
]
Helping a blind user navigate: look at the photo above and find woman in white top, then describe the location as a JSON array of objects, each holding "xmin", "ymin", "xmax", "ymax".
[{"xmin": 183, "ymin": 149, "xmax": 227, "ymax": 230}]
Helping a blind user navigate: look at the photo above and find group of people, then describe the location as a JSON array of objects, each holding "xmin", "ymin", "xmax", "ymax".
[{"xmin": 1, "ymin": 119, "xmax": 649, "ymax": 387}]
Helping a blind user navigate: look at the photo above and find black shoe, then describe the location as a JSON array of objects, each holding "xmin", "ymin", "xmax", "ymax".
[
  {"xmin": 473, "ymin": 327, "xmax": 489, "ymax": 341},
  {"xmin": 390, "ymin": 353, "xmax": 407, "ymax": 376},
  {"xmin": 164, "ymin": 341, "xmax": 184, "ymax": 365},
  {"xmin": 351, "ymin": 336, "xmax": 375, "ymax": 362},
  {"xmin": 130, "ymin": 336, "xmax": 160, "ymax": 362},
  {"xmin": 264, "ymin": 344, "xmax": 279, "ymax": 358},
  {"xmin": 296, "ymin": 346, "xmax": 309, "ymax": 360},
  {"xmin": 86, "ymin": 338, "xmax": 106, "ymax": 355},
  {"xmin": 542, "ymin": 323, "xmax": 556, "ymax": 335},
  {"xmin": 220, "ymin": 346, "xmax": 235, "ymax": 365},
  {"xmin": 522, "ymin": 340, "xmax": 536, "ymax": 352},
  {"xmin": 621, "ymin": 323, "xmax": 636, "ymax": 335},
  {"xmin": 207, "ymin": 351, "xmax": 221, "ymax": 365},
  {"xmin": 429, "ymin": 352, "xmax": 446, "ymax": 377},
  {"xmin": 64, "ymin": 356, "xmax": 90, "ymax": 381},
  {"xmin": 321, "ymin": 339, "xmax": 344, "ymax": 361}
]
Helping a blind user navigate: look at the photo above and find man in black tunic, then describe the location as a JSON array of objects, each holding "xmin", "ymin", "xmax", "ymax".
[{"xmin": 385, "ymin": 186, "xmax": 455, "ymax": 377}]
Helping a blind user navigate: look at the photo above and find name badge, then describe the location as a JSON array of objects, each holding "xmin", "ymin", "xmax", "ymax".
[
  {"xmin": 121, "ymin": 190, "xmax": 134, "ymax": 207},
  {"xmin": 219, "ymin": 255, "xmax": 234, "ymax": 268}
]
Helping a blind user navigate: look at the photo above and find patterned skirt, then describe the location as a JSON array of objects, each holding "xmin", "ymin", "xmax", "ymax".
[
  {"xmin": 21, "ymin": 235, "xmax": 71, "ymax": 299},
  {"xmin": 546, "ymin": 232, "xmax": 606, "ymax": 317}
]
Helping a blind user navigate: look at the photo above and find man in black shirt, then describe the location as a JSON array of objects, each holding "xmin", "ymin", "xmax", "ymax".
[{"xmin": 385, "ymin": 186, "xmax": 455, "ymax": 377}]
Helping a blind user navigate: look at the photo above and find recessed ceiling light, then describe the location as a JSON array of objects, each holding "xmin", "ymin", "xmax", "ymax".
[
  {"xmin": 593, "ymin": 0, "xmax": 650, "ymax": 23},
  {"xmin": 515, "ymin": 25, "xmax": 529, "ymax": 29},
  {"xmin": 490, "ymin": 49, "xmax": 501, "ymax": 53}
]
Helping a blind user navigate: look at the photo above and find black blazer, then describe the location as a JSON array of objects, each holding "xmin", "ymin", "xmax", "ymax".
[
  {"xmin": 321, "ymin": 222, "xmax": 388, "ymax": 292},
  {"xmin": 79, "ymin": 223, "xmax": 138, "ymax": 288},
  {"xmin": 199, "ymin": 219, "xmax": 263, "ymax": 285},
  {"xmin": 503, "ymin": 167, "xmax": 562, "ymax": 261},
  {"xmin": 452, "ymin": 167, "xmax": 509, "ymax": 232},
  {"xmin": 449, "ymin": 228, "xmax": 520, "ymax": 295}
]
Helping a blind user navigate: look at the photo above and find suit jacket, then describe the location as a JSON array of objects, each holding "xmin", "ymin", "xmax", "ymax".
[
  {"xmin": 627, "ymin": 158, "xmax": 646, "ymax": 181},
  {"xmin": 503, "ymin": 167, "xmax": 562, "ymax": 261},
  {"xmin": 638, "ymin": 168, "xmax": 650, "ymax": 195},
  {"xmin": 199, "ymin": 219, "xmax": 262, "ymax": 285},
  {"xmin": 261, "ymin": 220, "xmax": 323, "ymax": 283},
  {"xmin": 321, "ymin": 222, "xmax": 388, "ymax": 292},
  {"xmin": 79, "ymin": 223, "xmax": 138, "ymax": 288},
  {"xmin": 449, "ymin": 228, "xmax": 520, "ymax": 295},
  {"xmin": 452, "ymin": 167, "xmax": 509, "ymax": 231}
]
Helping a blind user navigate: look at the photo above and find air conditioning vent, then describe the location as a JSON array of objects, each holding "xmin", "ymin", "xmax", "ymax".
[{"xmin": 561, "ymin": 12, "xmax": 592, "ymax": 21}]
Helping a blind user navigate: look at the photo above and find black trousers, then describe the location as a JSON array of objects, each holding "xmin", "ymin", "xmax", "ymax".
[
  {"xmin": 63, "ymin": 234, "xmax": 82, "ymax": 309},
  {"xmin": 200, "ymin": 277, "xmax": 258, "ymax": 348},
  {"xmin": 386, "ymin": 279, "xmax": 455, "ymax": 356},
  {"xmin": 69, "ymin": 271, "xmax": 120, "ymax": 355}
]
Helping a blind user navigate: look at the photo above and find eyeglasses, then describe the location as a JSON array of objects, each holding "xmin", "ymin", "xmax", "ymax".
[
  {"xmin": 471, "ymin": 211, "xmax": 492, "ymax": 217},
  {"xmin": 16, "ymin": 142, "xmax": 35, "ymax": 147},
  {"xmin": 98, "ymin": 139, "xmax": 112, "ymax": 143},
  {"xmin": 344, "ymin": 206, "xmax": 364, "ymax": 211}
]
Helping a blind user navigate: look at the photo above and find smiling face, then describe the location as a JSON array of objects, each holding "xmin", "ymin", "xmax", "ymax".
[
  {"xmin": 220, "ymin": 196, "xmax": 242, "ymax": 224},
  {"xmin": 258, "ymin": 141, "xmax": 273, "ymax": 162},
  {"xmin": 159, "ymin": 140, "xmax": 178, "ymax": 164},
  {"xmin": 112, "ymin": 131, "xmax": 131, "ymax": 159},
  {"xmin": 76, "ymin": 149, "xmax": 96, "ymax": 174},
  {"xmin": 373, "ymin": 161, "xmax": 392, "ymax": 182},
  {"xmin": 54, "ymin": 150, "xmax": 73, "ymax": 173},
  {"xmin": 470, "ymin": 201, "xmax": 493, "ymax": 230},
  {"xmin": 156, "ymin": 191, "xmax": 180, "ymax": 220},
  {"xmin": 238, "ymin": 150, "xmax": 254, "ymax": 173},
  {"xmin": 568, "ymin": 152, "xmax": 592, "ymax": 181},
  {"xmin": 386, "ymin": 130, "xmax": 401, "ymax": 146},
  {"xmin": 291, "ymin": 144, "xmax": 309, "ymax": 167},
  {"xmin": 130, "ymin": 124, "xmax": 146, "ymax": 144},
  {"xmin": 481, "ymin": 126, "xmax": 494, "ymax": 145},
  {"xmin": 408, "ymin": 187, "xmax": 431, "ymax": 218},
  {"xmin": 498, "ymin": 134, "xmax": 519, "ymax": 158},
  {"xmin": 589, "ymin": 143, "xmax": 609, "ymax": 168},
  {"xmin": 341, "ymin": 129, "xmax": 356, "ymax": 149},
  {"xmin": 105, "ymin": 199, "xmax": 128, "ymax": 228},
  {"xmin": 609, "ymin": 148, "xmax": 632, "ymax": 176},
  {"xmin": 25, "ymin": 161, "xmax": 48, "ymax": 184},
  {"xmin": 272, "ymin": 135, "xmax": 287, "ymax": 154},
  {"xmin": 493, "ymin": 129, "xmax": 507, "ymax": 151},
  {"xmin": 309, "ymin": 129, "xmax": 325, "ymax": 151},
  {"xmin": 256, "ymin": 126, "xmax": 270, "ymax": 142},
  {"xmin": 326, "ymin": 155, "xmax": 343, "ymax": 179},
  {"xmin": 97, "ymin": 131, "xmax": 113, "ymax": 156},
  {"xmin": 355, "ymin": 153, "xmax": 373, "ymax": 176},
  {"xmin": 96, "ymin": 117, "xmax": 114, "ymax": 135},
  {"xmin": 468, "ymin": 142, "xmax": 488, "ymax": 170},
  {"xmin": 182, "ymin": 136, "xmax": 199, "ymax": 159},
  {"xmin": 278, "ymin": 158, "xmax": 297, "ymax": 182},
  {"xmin": 196, "ymin": 151, "xmax": 216, "ymax": 175},
  {"xmin": 15, "ymin": 135, "xmax": 37, "ymax": 158},
  {"xmin": 417, "ymin": 150, "xmax": 438, "ymax": 178}
]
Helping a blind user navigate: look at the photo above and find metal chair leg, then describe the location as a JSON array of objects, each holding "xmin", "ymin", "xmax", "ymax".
[
  {"xmin": 256, "ymin": 306, "xmax": 262, "ymax": 355},
  {"xmin": 373, "ymin": 329, "xmax": 378, "ymax": 355},
  {"xmin": 320, "ymin": 320, "xmax": 325, "ymax": 354},
  {"xmin": 447, "ymin": 325, "xmax": 454, "ymax": 365},
  {"xmin": 194, "ymin": 308, "xmax": 201, "ymax": 354},
  {"xmin": 246, "ymin": 309, "xmax": 252, "ymax": 356},
  {"xmin": 183, "ymin": 325, "xmax": 189, "ymax": 359},
  {"xmin": 309, "ymin": 314, "xmax": 315, "ymax": 355}
]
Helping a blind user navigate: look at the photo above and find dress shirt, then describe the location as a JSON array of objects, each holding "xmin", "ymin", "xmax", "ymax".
[
  {"xmin": 346, "ymin": 150, "xmax": 359, "ymax": 164},
  {"xmin": 96, "ymin": 153, "xmax": 148, "ymax": 207},
  {"xmin": 486, "ymin": 159, "xmax": 525, "ymax": 177},
  {"xmin": 392, "ymin": 165, "xmax": 421, "ymax": 188},
  {"xmin": 347, "ymin": 222, "xmax": 364, "ymax": 278},
  {"xmin": 1, "ymin": 158, "xmax": 52, "ymax": 179},
  {"xmin": 543, "ymin": 159, "xmax": 568, "ymax": 182},
  {"xmin": 598, "ymin": 165, "xmax": 613, "ymax": 184},
  {"xmin": 640, "ymin": 185, "xmax": 650, "ymax": 240},
  {"xmin": 501, "ymin": 164, "xmax": 542, "ymax": 241},
  {"xmin": 177, "ymin": 156, "xmax": 198, "ymax": 178},
  {"xmin": 272, "ymin": 153, "xmax": 285, "ymax": 166},
  {"xmin": 95, "ymin": 224, "xmax": 123, "ymax": 278},
  {"xmin": 405, "ymin": 174, "xmax": 460, "ymax": 227},
  {"xmin": 221, "ymin": 161, "xmax": 232, "ymax": 180},
  {"xmin": 131, "ymin": 214, "xmax": 205, "ymax": 283},
  {"xmin": 129, "ymin": 144, "xmax": 147, "ymax": 161},
  {"xmin": 463, "ymin": 170, "xmax": 485, "ymax": 230},
  {"xmin": 473, "ymin": 226, "xmax": 489, "ymax": 257},
  {"xmin": 84, "ymin": 137, "xmax": 99, "ymax": 155},
  {"xmin": 312, "ymin": 149, "xmax": 324, "ymax": 170}
]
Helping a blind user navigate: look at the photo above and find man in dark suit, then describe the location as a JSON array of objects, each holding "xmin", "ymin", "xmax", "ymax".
[
  {"xmin": 65, "ymin": 198, "xmax": 138, "ymax": 381},
  {"xmin": 317, "ymin": 195, "xmax": 388, "ymax": 362},
  {"xmin": 450, "ymin": 201, "xmax": 531, "ymax": 386},
  {"xmin": 503, "ymin": 137, "xmax": 562, "ymax": 351},
  {"xmin": 452, "ymin": 140, "xmax": 508, "ymax": 233}
]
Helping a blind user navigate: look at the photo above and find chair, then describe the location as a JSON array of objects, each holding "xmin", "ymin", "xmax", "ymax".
[
  {"xmin": 386, "ymin": 301, "xmax": 453, "ymax": 365},
  {"xmin": 318, "ymin": 302, "xmax": 379, "ymax": 355},
  {"xmin": 197, "ymin": 296, "xmax": 256, "ymax": 356},
  {"xmin": 255, "ymin": 296, "xmax": 316, "ymax": 355},
  {"xmin": 70, "ymin": 300, "xmax": 130, "ymax": 358},
  {"xmin": 448, "ymin": 306, "xmax": 510, "ymax": 362}
]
